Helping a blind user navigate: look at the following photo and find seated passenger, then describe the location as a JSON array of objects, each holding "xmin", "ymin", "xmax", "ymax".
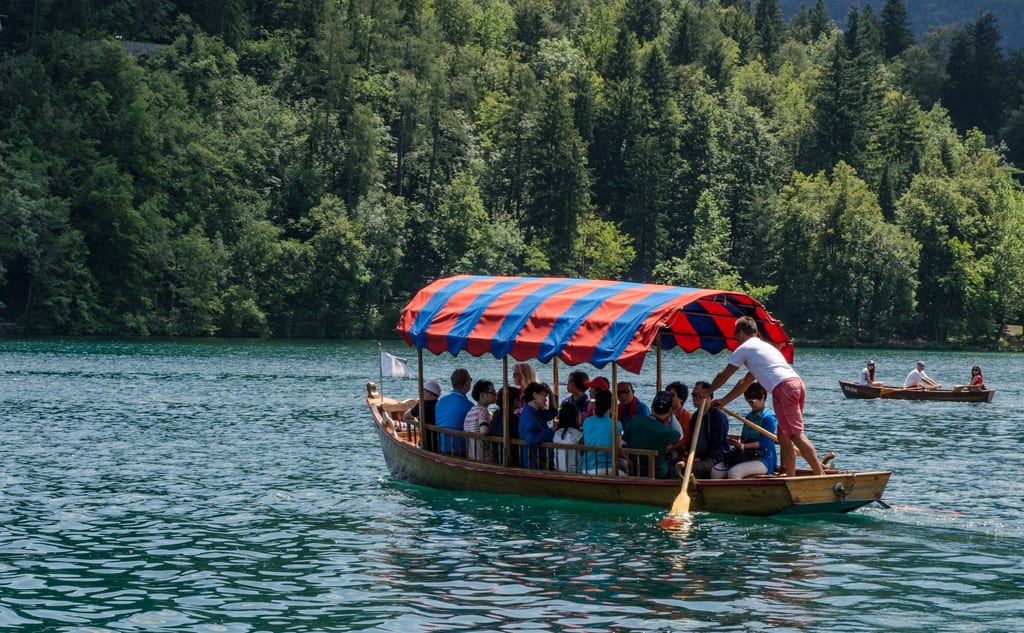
[
  {"xmin": 616, "ymin": 381, "xmax": 651, "ymax": 431},
  {"xmin": 969, "ymin": 365, "xmax": 985, "ymax": 388},
  {"xmin": 519, "ymin": 382, "xmax": 555, "ymax": 469},
  {"xmin": 581, "ymin": 390, "xmax": 623, "ymax": 475},
  {"xmin": 690, "ymin": 381, "xmax": 730, "ymax": 477},
  {"xmin": 435, "ymin": 368, "xmax": 473, "ymax": 455},
  {"xmin": 622, "ymin": 391, "xmax": 681, "ymax": 478},
  {"xmin": 404, "ymin": 380, "xmax": 441, "ymax": 427},
  {"xmin": 490, "ymin": 386, "xmax": 520, "ymax": 466},
  {"xmin": 464, "ymin": 379, "xmax": 496, "ymax": 462},
  {"xmin": 665, "ymin": 381, "xmax": 691, "ymax": 467},
  {"xmin": 859, "ymin": 360, "xmax": 882, "ymax": 387},
  {"xmin": 583, "ymin": 376, "xmax": 610, "ymax": 419},
  {"xmin": 710, "ymin": 382, "xmax": 778, "ymax": 479},
  {"xmin": 512, "ymin": 362, "xmax": 540, "ymax": 415},
  {"xmin": 562, "ymin": 370, "xmax": 590, "ymax": 426},
  {"xmin": 552, "ymin": 402, "xmax": 583, "ymax": 473}
]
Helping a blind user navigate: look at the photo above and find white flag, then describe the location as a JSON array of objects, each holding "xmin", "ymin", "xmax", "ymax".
[{"xmin": 380, "ymin": 350, "xmax": 409, "ymax": 378}]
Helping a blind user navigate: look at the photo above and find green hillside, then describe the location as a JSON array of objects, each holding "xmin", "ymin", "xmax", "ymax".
[{"xmin": 2, "ymin": 0, "xmax": 1024, "ymax": 347}]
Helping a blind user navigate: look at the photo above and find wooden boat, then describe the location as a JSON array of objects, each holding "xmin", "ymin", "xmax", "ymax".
[
  {"xmin": 838, "ymin": 380, "xmax": 995, "ymax": 402},
  {"xmin": 371, "ymin": 275, "xmax": 892, "ymax": 516}
]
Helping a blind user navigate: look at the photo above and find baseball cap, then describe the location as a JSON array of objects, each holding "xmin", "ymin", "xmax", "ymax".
[
  {"xmin": 916, "ymin": 360, "xmax": 925, "ymax": 367},
  {"xmin": 652, "ymin": 390, "xmax": 674, "ymax": 415},
  {"xmin": 584, "ymin": 376, "xmax": 610, "ymax": 391},
  {"xmin": 424, "ymin": 380, "xmax": 441, "ymax": 396}
]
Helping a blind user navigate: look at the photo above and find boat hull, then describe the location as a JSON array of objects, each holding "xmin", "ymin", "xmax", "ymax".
[
  {"xmin": 839, "ymin": 380, "xmax": 995, "ymax": 402},
  {"xmin": 371, "ymin": 402, "xmax": 890, "ymax": 517}
]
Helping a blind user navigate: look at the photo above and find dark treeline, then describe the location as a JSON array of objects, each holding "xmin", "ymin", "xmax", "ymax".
[{"xmin": 1, "ymin": 0, "xmax": 1023, "ymax": 346}]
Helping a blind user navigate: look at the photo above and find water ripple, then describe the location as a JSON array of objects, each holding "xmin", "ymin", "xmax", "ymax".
[{"xmin": 2, "ymin": 340, "xmax": 1022, "ymax": 631}]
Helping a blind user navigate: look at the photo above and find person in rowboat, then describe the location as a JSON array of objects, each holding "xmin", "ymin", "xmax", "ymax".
[
  {"xmin": 904, "ymin": 360, "xmax": 939, "ymax": 389},
  {"xmin": 519, "ymin": 382, "xmax": 556, "ymax": 469},
  {"xmin": 435, "ymin": 368, "xmax": 473, "ymax": 455},
  {"xmin": 709, "ymin": 316, "xmax": 825, "ymax": 477},
  {"xmin": 583, "ymin": 376, "xmax": 610, "ymax": 418},
  {"xmin": 404, "ymin": 379, "xmax": 441, "ymax": 427},
  {"xmin": 664, "ymin": 381, "xmax": 692, "ymax": 469},
  {"xmin": 969, "ymin": 365, "xmax": 985, "ymax": 388},
  {"xmin": 860, "ymin": 360, "xmax": 882, "ymax": 387},
  {"xmin": 616, "ymin": 381, "xmax": 650, "ymax": 431},
  {"xmin": 581, "ymin": 390, "xmax": 624, "ymax": 475},
  {"xmin": 562, "ymin": 370, "xmax": 590, "ymax": 426},
  {"xmin": 711, "ymin": 381, "xmax": 778, "ymax": 480},
  {"xmin": 464, "ymin": 380, "xmax": 496, "ymax": 462},
  {"xmin": 621, "ymin": 391, "xmax": 680, "ymax": 479},
  {"xmin": 690, "ymin": 381, "xmax": 731, "ymax": 478}
]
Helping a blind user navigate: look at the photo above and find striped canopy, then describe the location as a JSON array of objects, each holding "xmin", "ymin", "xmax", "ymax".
[{"xmin": 397, "ymin": 275, "xmax": 793, "ymax": 374}]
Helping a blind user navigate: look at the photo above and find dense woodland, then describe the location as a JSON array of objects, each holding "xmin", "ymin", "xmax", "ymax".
[
  {"xmin": 779, "ymin": 1, "xmax": 1024, "ymax": 50},
  {"xmin": 1, "ymin": 0, "xmax": 1024, "ymax": 347}
]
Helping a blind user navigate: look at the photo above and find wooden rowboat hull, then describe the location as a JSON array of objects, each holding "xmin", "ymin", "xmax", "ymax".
[
  {"xmin": 371, "ymin": 401, "xmax": 890, "ymax": 517},
  {"xmin": 838, "ymin": 380, "xmax": 995, "ymax": 402}
]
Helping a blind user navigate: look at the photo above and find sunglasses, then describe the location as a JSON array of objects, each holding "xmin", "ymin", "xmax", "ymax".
[{"xmin": 617, "ymin": 390, "xmax": 630, "ymax": 395}]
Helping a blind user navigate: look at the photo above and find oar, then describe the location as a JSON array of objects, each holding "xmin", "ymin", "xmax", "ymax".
[
  {"xmin": 720, "ymin": 406, "xmax": 778, "ymax": 442},
  {"xmin": 720, "ymin": 406, "xmax": 834, "ymax": 471},
  {"xmin": 669, "ymin": 399, "xmax": 707, "ymax": 516}
]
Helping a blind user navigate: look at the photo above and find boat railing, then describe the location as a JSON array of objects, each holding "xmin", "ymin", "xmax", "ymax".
[{"xmin": 421, "ymin": 423, "xmax": 660, "ymax": 478}]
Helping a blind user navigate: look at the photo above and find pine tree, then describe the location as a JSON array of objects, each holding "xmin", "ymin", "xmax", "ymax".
[
  {"xmin": 881, "ymin": 0, "xmax": 914, "ymax": 59},
  {"xmin": 754, "ymin": 0, "xmax": 786, "ymax": 64}
]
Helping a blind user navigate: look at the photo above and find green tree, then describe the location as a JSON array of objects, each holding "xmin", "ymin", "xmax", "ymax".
[
  {"xmin": 569, "ymin": 211, "xmax": 635, "ymax": 279},
  {"xmin": 944, "ymin": 13, "xmax": 1005, "ymax": 135},
  {"xmin": 768, "ymin": 163, "xmax": 918, "ymax": 340},
  {"xmin": 523, "ymin": 77, "xmax": 591, "ymax": 272},
  {"xmin": 881, "ymin": 0, "xmax": 914, "ymax": 59},
  {"xmin": 753, "ymin": 0, "xmax": 786, "ymax": 64},
  {"xmin": 654, "ymin": 189, "xmax": 741, "ymax": 291}
]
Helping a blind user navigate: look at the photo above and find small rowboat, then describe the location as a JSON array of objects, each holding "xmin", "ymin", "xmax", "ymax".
[
  {"xmin": 838, "ymin": 380, "xmax": 995, "ymax": 402},
  {"xmin": 371, "ymin": 275, "xmax": 892, "ymax": 516}
]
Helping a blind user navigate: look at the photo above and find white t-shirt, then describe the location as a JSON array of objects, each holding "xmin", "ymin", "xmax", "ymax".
[
  {"xmin": 553, "ymin": 427, "xmax": 584, "ymax": 473},
  {"xmin": 904, "ymin": 369, "xmax": 928, "ymax": 388},
  {"xmin": 859, "ymin": 367, "xmax": 872, "ymax": 385},
  {"xmin": 729, "ymin": 337, "xmax": 798, "ymax": 392}
]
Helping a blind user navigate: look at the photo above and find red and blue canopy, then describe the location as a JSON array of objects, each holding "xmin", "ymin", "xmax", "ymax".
[{"xmin": 397, "ymin": 275, "xmax": 792, "ymax": 374}]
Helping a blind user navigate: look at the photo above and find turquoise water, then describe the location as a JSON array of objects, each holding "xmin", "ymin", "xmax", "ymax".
[{"xmin": 1, "ymin": 338, "xmax": 1022, "ymax": 632}]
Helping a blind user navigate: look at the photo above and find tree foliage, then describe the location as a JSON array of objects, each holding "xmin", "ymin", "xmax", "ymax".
[{"xmin": 1, "ymin": 0, "xmax": 1022, "ymax": 346}]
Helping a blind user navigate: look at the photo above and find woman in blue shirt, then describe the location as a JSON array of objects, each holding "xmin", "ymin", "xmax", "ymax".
[{"xmin": 519, "ymin": 382, "xmax": 555, "ymax": 469}]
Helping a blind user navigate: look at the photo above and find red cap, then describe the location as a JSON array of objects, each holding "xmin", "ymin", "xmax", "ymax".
[{"xmin": 584, "ymin": 376, "xmax": 610, "ymax": 390}]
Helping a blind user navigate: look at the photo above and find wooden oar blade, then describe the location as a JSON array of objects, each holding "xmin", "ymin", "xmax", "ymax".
[
  {"xmin": 670, "ymin": 488, "xmax": 690, "ymax": 516},
  {"xmin": 666, "ymin": 400, "xmax": 707, "ymax": 517}
]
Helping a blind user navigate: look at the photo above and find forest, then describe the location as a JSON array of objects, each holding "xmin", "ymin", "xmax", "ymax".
[{"xmin": 1, "ymin": 0, "xmax": 1023, "ymax": 347}]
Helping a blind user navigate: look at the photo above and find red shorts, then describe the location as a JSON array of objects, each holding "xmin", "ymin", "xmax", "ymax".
[{"xmin": 772, "ymin": 377, "xmax": 805, "ymax": 438}]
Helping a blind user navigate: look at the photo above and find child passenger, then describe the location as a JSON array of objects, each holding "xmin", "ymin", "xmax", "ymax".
[
  {"xmin": 552, "ymin": 403, "xmax": 583, "ymax": 473},
  {"xmin": 711, "ymin": 382, "xmax": 778, "ymax": 479}
]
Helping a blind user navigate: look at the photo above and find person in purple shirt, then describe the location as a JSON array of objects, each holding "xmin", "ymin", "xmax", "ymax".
[{"xmin": 434, "ymin": 368, "xmax": 473, "ymax": 455}]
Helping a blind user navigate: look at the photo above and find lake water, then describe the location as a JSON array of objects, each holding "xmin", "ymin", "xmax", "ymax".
[{"xmin": 1, "ymin": 338, "xmax": 1022, "ymax": 632}]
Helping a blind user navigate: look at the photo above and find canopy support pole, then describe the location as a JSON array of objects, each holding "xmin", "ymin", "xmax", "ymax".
[
  {"xmin": 417, "ymin": 349, "xmax": 425, "ymax": 448},
  {"xmin": 552, "ymin": 357, "xmax": 560, "ymax": 403},
  {"xmin": 611, "ymin": 362, "xmax": 619, "ymax": 474},
  {"xmin": 502, "ymin": 356, "xmax": 510, "ymax": 466},
  {"xmin": 656, "ymin": 333, "xmax": 663, "ymax": 392}
]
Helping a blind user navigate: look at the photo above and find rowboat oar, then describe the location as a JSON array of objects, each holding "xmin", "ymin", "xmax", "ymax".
[
  {"xmin": 668, "ymin": 399, "xmax": 707, "ymax": 517},
  {"xmin": 720, "ymin": 406, "xmax": 778, "ymax": 442},
  {"xmin": 720, "ymin": 406, "xmax": 835, "ymax": 471}
]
